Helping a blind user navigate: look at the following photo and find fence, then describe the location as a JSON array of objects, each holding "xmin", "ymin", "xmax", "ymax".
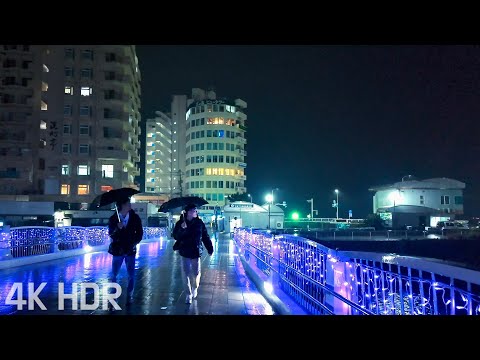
[
  {"xmin": 234, "ymin": 228, "xmax": 480, "ymax": 315},
  {"xmin": 0, "ymin": 226, "xmax": 167, "ymax": 259}
]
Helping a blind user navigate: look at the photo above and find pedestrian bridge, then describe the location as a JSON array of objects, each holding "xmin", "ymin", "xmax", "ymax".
[{"xmin": 0, "ymin": 226, "xmax": 478, "ymax": 315}]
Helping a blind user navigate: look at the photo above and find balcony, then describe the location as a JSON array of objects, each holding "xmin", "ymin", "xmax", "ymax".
[
  {"xmin": 238, "ymin": 149, "xmax": 247, "ymax": 156},
  {"xmin": 100, "ymin": 118, "xmax": 126, "ymax": 129},
  {"xmin": 235, "ymin": 175, "xmax": 247, "ymax": 181},
  {"xmin": 236, "ymin": 162, "xmax": 247, "ymax": 168},
  {"xmin": 236, "ymin": 187, "xmax": 247, "ymax": 193},
  {"xmin": 131, "ymin": 167, "xmax": 140, "ymax": 176},
  {"xmin": 103, "ymin": 95, "xmax": 125, "ymax": 106},
  {"xmin": 236, "ymin": 136, "xmax": 247, "ymax": 144},
  {"xmin": 237, "ymin": 124, "xmax": 247, "ymax": 131},
  {"xmin": 96, "ymin": 170, "xmax": 129, "ymax": 182},
  {"xmin": 96, "ymin": 149, "xmax": 130, "ymax": 161},
  {"xmin": 236, "ymin": 111, "xmax": 247, "ymax": 121},
  {"xmin": 131, "ymin": 152, "xmax": 140, "ymax": 162}
]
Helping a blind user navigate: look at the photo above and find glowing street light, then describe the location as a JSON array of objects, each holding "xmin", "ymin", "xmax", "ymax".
[
  {"xmin": 265, "ymin": 194, "xmax": 273, "ymax": 203},
  {"xmin": 291, "ymin": 212, "xmax": 300, "ymax": 220}
]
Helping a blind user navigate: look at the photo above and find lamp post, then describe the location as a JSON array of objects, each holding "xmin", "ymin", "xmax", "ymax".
[
  {"xmin": 265, "ymin": 193, "xmax": 274, "ymax": 229},
  {"xmin": 248, "ymin": 193, "xmax": 253, "ymax": 204},
  {"xmin": 334, "ymin": 189, "xmax": 339, "ymax": 219},
  {"xmin": 307, "ymin": 198, "xmax": 314, "ymax": 219}
]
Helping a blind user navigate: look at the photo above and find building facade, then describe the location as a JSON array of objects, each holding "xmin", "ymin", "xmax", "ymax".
[
  {"xmin": 184, "ymin": 88, "xmax": 247, "ymax": 206},
  {"xmin": 144, "ymin": 94, "xmax": 187, "ymax": 197},
  {"xmin": 144, "ymin": 89, "xmax": 247, "ymax": 206},
  {"xmin": 0, "ymin": 45, "xmax": 141, "ymax": 204},
  {"xmin": 370, "ymin": 177, "xmax": 465, "ymax": 229},
  {"xmin": 145, "ymin": 111, "xmax": 174, "ymax": 194}
]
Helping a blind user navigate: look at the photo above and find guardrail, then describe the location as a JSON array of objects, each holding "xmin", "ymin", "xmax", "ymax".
[
  {"xmin": 234, "ymin": 228, "xmax": 480, "ymax": 315},
  {"xmin": 0, "ymin": 226, "xmax": 167, "ymax": 260}
]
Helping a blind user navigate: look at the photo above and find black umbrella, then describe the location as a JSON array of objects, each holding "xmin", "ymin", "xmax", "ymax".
[
  {"xmin": 91, "ymin": 187, "xmax": 140, "ymax": 220},
  {"xmin": 158, "ymin": 196, "xmax": 208, "ymax": 213}
]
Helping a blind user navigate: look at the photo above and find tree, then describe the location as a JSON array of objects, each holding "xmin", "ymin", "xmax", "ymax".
[
  {"xmin": 227, "ymin": 193, "xmax": 250, "ymax": 202},
  {"xmin": 363, "ymin": 214, "xmax": 386, "ymax": 230}
]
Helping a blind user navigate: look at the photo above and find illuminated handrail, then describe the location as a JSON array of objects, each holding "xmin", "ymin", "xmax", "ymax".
[
  {"xmin": 234, "ymin": 228, "xmax": 480, "ymax": 315},
  {"xmin": 0, "ymin": 226, "xmax": 167, "ymax": 259}
]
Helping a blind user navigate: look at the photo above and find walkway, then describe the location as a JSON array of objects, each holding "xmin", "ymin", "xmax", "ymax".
[{"xmin": 0, "ymin": 232, "xmax": 274, "ymax": 315}]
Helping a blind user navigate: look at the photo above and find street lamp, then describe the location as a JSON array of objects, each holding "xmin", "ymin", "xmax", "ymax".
[
  {"xmin": 265, "ymin": 193, "xmax": 274, "ymax": 229},
  {"xmin": 248, "ymin": 193, "xmax": 253, "ymax": 204},
  {"xmin": 334, "ymin": 189, "xmax": 339, "ymax": 219}
]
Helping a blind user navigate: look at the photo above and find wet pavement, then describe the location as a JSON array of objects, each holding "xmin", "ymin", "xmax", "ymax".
[{"xmin": 0, "ymin": 232, "xmax": 274, "ymax": 315}]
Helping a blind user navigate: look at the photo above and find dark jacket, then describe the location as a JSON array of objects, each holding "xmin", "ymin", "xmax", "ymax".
[
  {"xmin": 172, "ymin": 216, "xmax": 213, "ymax": 259},
  {"xmin": 108, "ymin": 209, "xmax": 143, "ymax": 256}
]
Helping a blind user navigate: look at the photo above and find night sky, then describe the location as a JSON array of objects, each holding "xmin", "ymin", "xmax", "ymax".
[{"xmin": 136, "ymin": 45, "xmax": 480, "ymax": 218}]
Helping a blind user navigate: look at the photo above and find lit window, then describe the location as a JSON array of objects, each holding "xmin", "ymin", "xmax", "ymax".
[
  {"xmin": 65, "ymin": 86, "xmax": 73, "ymax": 95},
  {"xmin": 41, "ymin": 101, "xmax": 48, "ymax": 111},
  {"xmin": 101, "ymin": 185, "xmax": 113, "ymax": 192},
  {"xmin": 61, "ymin": 165, "xmax": 70, "ymax": 175},
  {"xmin": 102, "ymin": 164, "xmax": 113, "ymax": 178},
  {"xmin": 78, "ymin": 165, "xmax": 89, "ymax": 176},
  {"xmin": 81, "ymin": 87, "xmax": 92, "ymax": 96},
  {"xmin": 61, "ymin": 184, "xmax": 70, "ymax": 195},
  {"xmin": 78, "ymin": 185, "xmax": 89, "ymax": 195},
  {"xmin": 40, "ymin": 120, "xmax": 47, "ymax": 130}
]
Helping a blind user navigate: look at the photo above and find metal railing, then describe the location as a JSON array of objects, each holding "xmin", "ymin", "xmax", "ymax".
[
  {"xmin": 281, "ymin": 228, "xmax": 444, "ymax": 240},
  {"xmin": 0, "ymin": 226, "xmax": 167, "ymax": 259},
  {"xmin": 234, "ymin": 228, "xmax": 480, "ymax": 315}
]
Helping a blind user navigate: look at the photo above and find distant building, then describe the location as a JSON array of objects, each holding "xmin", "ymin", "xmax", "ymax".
[
  {"xmin": 0, "ymin": 45, "xmax": 142, "ymax": 205},
  {"xmin": 145, "ymin": 88, "xmax": 247, "ymax": 206},
  {"xmin": 184, "ymin": 88, "xmax": 247, "ymax": 206},
  {"xmin": 144, "ymin": 94, "xmax": 187, "ymax": 197},
  {"xmin": 369, "ymin": 177, "xmax": 465, "ymax": 229}
]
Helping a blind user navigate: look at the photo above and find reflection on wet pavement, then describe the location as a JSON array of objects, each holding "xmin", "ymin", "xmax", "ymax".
[{"xmin": 0, "ymin": 232, "xmax": 274, "ymax": 315}]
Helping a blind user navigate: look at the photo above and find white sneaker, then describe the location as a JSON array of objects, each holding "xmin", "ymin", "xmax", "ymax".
[
  {"xmin": 185, "ymin": 295, "xmax": 192, "ymax": 304},
  {"xmin": 192, "ymin": 288, "xmax": 198, "ymax": 299}
]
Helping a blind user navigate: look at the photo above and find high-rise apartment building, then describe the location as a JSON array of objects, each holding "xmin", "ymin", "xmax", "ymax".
[
  {"xmin": 0, "ymin": 45, "xmax": 141, "ymax": 204},
  {"xmin": 185, "ymin": 88, "xmax": 247, "ymax": 205},
  {"xmin": 145, "ymin": 88, "xmax": 247, "ymax": 206}
]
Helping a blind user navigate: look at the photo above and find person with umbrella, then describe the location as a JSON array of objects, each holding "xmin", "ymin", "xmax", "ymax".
[
  {"xmin": 107, "ymin": 196, "xmax": 143, "ymax": 304},
  {"xmin": 172, "ymin": 203, "xmax": 214, "ymax": 304}
]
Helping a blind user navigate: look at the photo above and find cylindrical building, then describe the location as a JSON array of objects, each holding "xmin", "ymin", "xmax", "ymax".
[{"xmin": 184, "ymin": 91, "xmax": 247, "ymax": 206}]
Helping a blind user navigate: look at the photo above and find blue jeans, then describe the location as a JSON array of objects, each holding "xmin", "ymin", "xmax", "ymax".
[{"xmin": 111, "ymin": 255, "xmax": 135, "ymax": 296}]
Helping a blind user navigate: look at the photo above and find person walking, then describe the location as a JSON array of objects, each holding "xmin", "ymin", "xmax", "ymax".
[
  {"xmin": 172, "ymin": 204, "xmax": 213, "ymax": 304},
  {"xmin": 108, "ymin": 197, "xmax": 143, "ymax": 304}
]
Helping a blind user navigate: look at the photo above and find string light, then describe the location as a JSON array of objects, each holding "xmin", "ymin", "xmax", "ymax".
[
  {"xmin": 4, "ymin": 226, "xmax": 167, "ymax": 258},
  {"xmin": 233, "ymin": 228, "xmax": 480, "ymax": 316}
]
